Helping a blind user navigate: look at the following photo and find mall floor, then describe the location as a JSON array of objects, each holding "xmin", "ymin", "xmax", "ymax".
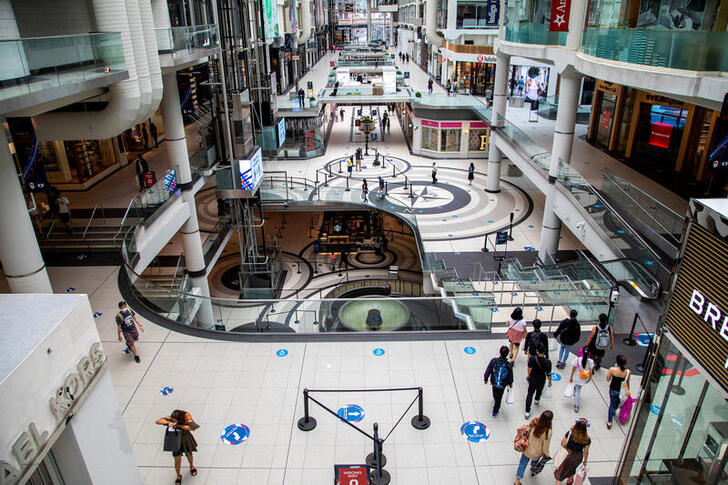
[{"xmin": 0, "ymin": 50, "xmax": 682, "ymax": 484}]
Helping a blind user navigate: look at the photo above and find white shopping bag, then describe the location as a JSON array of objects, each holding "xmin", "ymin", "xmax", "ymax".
[
  {"xmin": 506, "ymin": 386, "xmax": 515, "ymax": 405},
  {"xmin": 542, "ymin": 385, "xmax": 552, "ymax": 399},
  {"xmin": 574, "ymin": 465, "xmax": 588, "ymax": 485},
  {"xmin": 563, "ymin": 382, "xmax": 575, "ymax": 398},
  {"xmin": 549, "ymin": 337, "xmax": 558, "ymax": 352}
]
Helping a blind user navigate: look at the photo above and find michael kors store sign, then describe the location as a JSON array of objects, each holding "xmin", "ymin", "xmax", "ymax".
[{"xmin": 665, "ymin": 222, "xmax": 728, "ymax": 393}]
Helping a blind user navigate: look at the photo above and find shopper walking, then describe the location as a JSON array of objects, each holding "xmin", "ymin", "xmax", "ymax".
[
  {"xmin": 156, "ymin": 410, "xmax": 199, "ymax": 484},
  {"xmin": 428, "ymin": 78, "xmax": 433, "ymax": 94},
  {"xmin": 446, "ymin": 79, "xmax": 452, "ymax": 96},
  {"xmin": 57, "ymin": 194, "xmax": 73, "ymax": 234},
  {"xmin": 506, "ymin": 307, "xmax": 527, "ymax": 362},
  {"xmin": 431, "ymin": 162, "xmax": 438, "ymax": 184},
  {"xmin": 554, "ymin": 419, "xmax": 590, "ymax": 484},
  {"xmin": 467, "ymin": 162, "xmax": 475, "ymax": 185},
  {"xmin": 483, "ymin": 345, "xmax": 513, "ymax": 417},
  {"xmin": 116, "ymin": 301, "xmax": 144, "ymax": 363},
  {"xmin": 378, "ymin": 175, "xmax": 385, "ymax": 194},
  {"xmin": 340, "ymin": 108, "xmax": 345, "ymax": 121},
  {"xmin": 149, "ymin": 121, "xmax": 159, "ymax": 147},
  {"xmin": 386, "ymin": 116, "xmax": 391, "ymax": 134},
  {"xmin": 347, "ymin": 157, "xmax": 353, "ymax": 176},
  {"xmin": 514, "ymin": 410, "xmax": 553, "ymax": 485},
  {"xmin": 135, "ymin": 155, "xmax": 149, "ymax": 190},
  {"xmin": 524, "ymin": 319, "xmax": 548, "ymax": 360},
  {"xmin": 517, "ymin": 76, "xmax": 525, "ymax": 96},
  {"xmin": 585, "ymin": 313, "xmax": 614, "ymax": 370},
  {"xmin": 524, "ymin": 344, "xmax": 552, "ymax": 419},
  {"xmin": 355, "ymin": 148, "xmax": 362, "ymax": 170},
  {"xmin": 362, "ymin": 179, "xmax": 368, "ymax": 201},
  {"xmin": 141, "ymin": 122, "xmax": 150, "ymax": 148},
  {"xmin": 606, "ymin": 355, "xmax": 630, "ymax": 429},
  {"xmin": 553, "ymin": 309, "xmax": 581, "ymax": 369},
  {"xmin": 569, "ymin": 347, "xmax": 594, "ymax": 413}
]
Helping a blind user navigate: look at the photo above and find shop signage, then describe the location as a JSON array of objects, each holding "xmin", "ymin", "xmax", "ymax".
[
  {"xmin": 709, "ymin": 93, "xmax": 728, "ymax": 171},
  {"xmin": 277, "ymin": 118, "xmax": 286, "ymax": 147},
  {"xmin": 441, "ymin": 122, "xmax": 462, "ymax": 128},
  {"xmin": 664, "ymin": 223, "xmax": 728, "ymax": 394},
  {"xmin": 239, "ymin": 147, "xmax": 263, "ymax": 191},
  {"xmin": 422, "ymin": 120, "xmax": 439, "ymax": 128},
  {"xmin": 549, "ymin": 0, "xmax": 571, "ymax": 31},
  {"xmin": 484, "ymin": 0, "xmax": 500, "ymax": 26},
  {"xmin": 334, "ymin": 464, "xmax": 369, "ymax": 484},
  {"xmin": 262, "ymin": 0, "xmax": 279, "ymax": 39},
  {"xmin": 596, "ymin": 80, "xmax": 619, "ymax": 96},
  {"xmin": 1, "ymin": 343, "xmax": 106, "ymax": 484},
  {"xmin": 648, "ymin": 122, "xmax": 673, "ymax": 149},
  {"xmin": 599, "ymin": 109, "xmax": 613, "ymax": 130},
  {"xmin": 292, "ymin": 55, "xmax": 300, "ymax": 60},
  {"xmin": 479, "ymin": 134, "xmax": 490, "ymax": 151},
  {"xmin": 644, "ymin": 93, "xmax": 685, "ymax": 108}
]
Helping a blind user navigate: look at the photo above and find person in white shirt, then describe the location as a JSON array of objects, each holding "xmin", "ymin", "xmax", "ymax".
[
  {"xmin": 569, "ymin": 346, "xmax": 595, "ymax": 413},
  {"xmin": 58, "ymin": 195, "xmax": 72, "ymax": 234}
]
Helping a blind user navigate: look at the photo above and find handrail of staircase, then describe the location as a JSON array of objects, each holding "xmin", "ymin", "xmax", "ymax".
[
  {"xmin": 82, "ymin": 202, "xmax": 101, "ymax": 241},
  {"xmin": 114, "ymin": 197, "xmax": 139, "ymax": 243}
]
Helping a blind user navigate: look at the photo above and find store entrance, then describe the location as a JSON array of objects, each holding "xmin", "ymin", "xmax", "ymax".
[{"xmin": 620, "ymin": 336, "xmax": 728, "ymax": 484}]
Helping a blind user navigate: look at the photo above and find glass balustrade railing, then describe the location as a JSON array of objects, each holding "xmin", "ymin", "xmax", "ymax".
[
  {"xmin": 600, "ymin": 259, "xmax": 661, "ymax": 300},
  {"xmin": 581, "ymin": 27, "xmax": 728, "ymax": 72},
  {"xmin": 155, "ymin": 25, "xmax": 219, "ymax": 57},
  {"xmin": 139, "ymin": 169, "xmax": 179, "ymax": 208},
  {"xmin": 504, "ymin": 23, "xmax": 567, "ymax": 46},
  {"xmin": 0, "ymin": 33, "xmax": 126, "ymax": 102},
  {"xmin": 494, "ymin": 117, "xmax": 673, "ymax": 288}
]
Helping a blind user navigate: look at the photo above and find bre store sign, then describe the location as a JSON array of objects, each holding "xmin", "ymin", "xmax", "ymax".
[{"xmin": 665, "ymin": 222, "xmax": 728, "ymax": 393}]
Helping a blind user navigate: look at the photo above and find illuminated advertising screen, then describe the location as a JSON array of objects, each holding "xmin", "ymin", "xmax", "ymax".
[
  {"xmin": 648, "ymin": 122, "xmax": 673, "ymax": 149},
  {"xmin": 239, "ymin": 147, "xmax": 263, "ymax": 192},
  {"xmin": 277, "ymin": 118, "xmax": 286, "ymax": 147}
]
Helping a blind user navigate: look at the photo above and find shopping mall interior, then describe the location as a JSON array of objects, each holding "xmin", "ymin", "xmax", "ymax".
[{"xmin": 1, "ymin": 0, "xmax": 728, "ymax": 484}]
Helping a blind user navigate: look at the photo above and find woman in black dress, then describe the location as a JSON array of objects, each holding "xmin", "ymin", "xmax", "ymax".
[
  {"xmin": 554, "ymin": 419, "xmax": 590, "ymax": 484},
  {"xmin": 156, "ymin": 410, "xmax": 199, "ymax": 483},
  {"xmin": 467, "ymin": 162, "xmax": 475, "ymax": 185}
]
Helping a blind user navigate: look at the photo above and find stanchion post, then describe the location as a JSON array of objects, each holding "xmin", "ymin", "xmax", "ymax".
[
  {"xmin": 481, "ymin": 233, "xmax": 490, "ymax": 252},
  {"xmin": 367, "ymin": 423, "xmax": 390, "ymax": 485},
  {"xmin": 623, "ymin": 313, "xmax": 639, "ymax": 346},
  {"xmin": 411, "ymin": 387, "xmax": 431, "ymax": 429},
  {"xmin": 392, "ymin": 164, "xmax": 396, "ymax": 177},
  {"xmin": 404, "ymin": 176, "xmax": 408, "ymax": 190},
  {"xmin": 507, "ymin": 212, "xmax": 514, "ymax": 241},
  {"xmin": 297, "ymin": 389, "xmax": 317, "ymax": 431},
  {"xmin": 297, "ymin": 261, "xmax": 301, "ymax": 274},
  {"xmin": 338, "ymin": 159, "xmax": 342, "ymax": 173},
  {"xmin": 345, "ymin": 177, "xmax": 350, "ymax": 192},
  {"xmin": 385, "ymin": 182, "xmax": 388, "ymax": 196}
]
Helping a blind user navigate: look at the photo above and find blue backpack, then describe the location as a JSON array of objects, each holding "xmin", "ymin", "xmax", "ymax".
[{"xmin": 493, "ymin": 360, "xmax": 509, "ymax": 389}]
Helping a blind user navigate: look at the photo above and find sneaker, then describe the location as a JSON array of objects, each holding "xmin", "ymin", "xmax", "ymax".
[
  {"xmin": 134, "ymin": 355, "xmax": 141, "ymax": 363},
  {"xmin": 574, "ymin": 406, "xmax": 579, "ymax": 413},
  {"xmin": 492, "ymin": 411, "xmax": 498, "ymax": 417},
  {"xmin": 524, "ymin": 412, "xmax": 530, "ymax": 419},
  {"xmin": 534, "ymin": 399, "xmax": 540, "ymax": 406}
]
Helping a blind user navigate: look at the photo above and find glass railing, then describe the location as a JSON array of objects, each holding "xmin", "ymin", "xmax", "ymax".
[
  {"xmin": 504, "ymin": 23, "xmax": 567, "ymax": 46},
  {"xmin": 581, "ymin": 27, "xmax": 728, "ymax": 72},
  {"xmin": 139, "ymin": 169, "xmax": 179, "ymax": 208},
  {"xmin": 494, "ymin": 118, "xmax": 674, "ymax": 288},
  {"xmin": 336, "ymin": 59, "xmax": 396, "ymax": 67},
  {"xmin": 600, "ymin": 259, "xmax": 661, "ymax": 300},
  {"xmin": 537, "ymin": 96, "xmax": 592, "ymax": 123},
  {"xmin": 202, "ymin": 216, "xmax": 232, "ymax": 266},
  {"xmin": 0, "ymin": 33, "xmax": 125, "ymax": 102},
  {"xmin": 155, "ymin": 25, "xmax": 219, "ymax": 56}
]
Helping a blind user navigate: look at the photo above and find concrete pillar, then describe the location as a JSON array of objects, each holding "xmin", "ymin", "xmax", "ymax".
[
  {"xmin": 0, "ymin": 128, "xmax": 53, "ymax": 293},
  {"xmin": 538, "ymin": 68, "xmax": 581, "ymax": 260},
  {"xmin": 565, "ymin": 0, "xmax": 588, "ymax": 50},
  {"xmin": 486, "ymin": 52, "xmax": 509, "ymax": 193},
  {"xmin": 447, "ymin": 0, "xmax": 458, "ymax": 30},
  {"xmin": 160, "ymin": 72, "xmax": 214, "ymax": 326}
]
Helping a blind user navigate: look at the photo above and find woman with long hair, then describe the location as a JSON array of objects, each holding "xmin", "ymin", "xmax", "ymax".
[
  {"xmin": 506, "ymin": 307, "xmax": 528, "ymax": 362},
  {"xmin": 569, "ymin": 346, "xmax": 594, "ymax": 413},
  {"xmin": 514, "ymin": 410, "xmax": 553, "ymax": 485},
  {"xmin": 555, "ymin": 419, "xmax": 591, "ymax": 484},
  {"xmin": 467, "ymin": 162, "xmax": 475, "ymax": 185},
  {"xmin": 156, "ymin": 410, "xmax": 199, "ymax": 484},
  {"xmin": 606, "ymin": 355, "xmax": 631, "ymax": 429}
]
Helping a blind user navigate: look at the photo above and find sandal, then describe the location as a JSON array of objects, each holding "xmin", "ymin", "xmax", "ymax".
[
  {"xmin": 190, "ymin": 468, "xmax": 198, "ymax": 477},
  {"xmin": 175, "ymin": 479, "xmax": 181, "ymax": 484}
]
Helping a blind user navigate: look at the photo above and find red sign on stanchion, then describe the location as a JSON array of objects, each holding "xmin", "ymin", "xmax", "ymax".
[
  {"xmin": 549, "ymin": 0, "xmax": 571, "ymax": 31},
  {"xmin": 334, "ymin": 465, "xmax": 369, "ymax": 484},
  {"xmin": 142, "ymin": 171, "xmax": 156, "ymax": 188}
]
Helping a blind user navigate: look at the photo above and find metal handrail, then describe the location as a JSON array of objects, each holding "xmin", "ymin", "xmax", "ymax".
[
  {"xmin": 82, "ymin": 202, "xmax": 101, "ymax": 240},
  {"xmin": 114, "ymin": 197, "xmax": 139, "ymax": 243}
]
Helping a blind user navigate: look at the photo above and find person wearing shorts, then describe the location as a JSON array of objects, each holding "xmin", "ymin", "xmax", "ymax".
[
  {"xmin": 116, "ymin": 301, "xmax": 144, "ymax": 362},
  {"xmin": 506, "ymin": 307, "xmax": 528, "ymax": 363}
]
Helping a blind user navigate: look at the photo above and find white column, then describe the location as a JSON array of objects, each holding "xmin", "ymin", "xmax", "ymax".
[
  {"xmin": 486, "ymin": 52, "xmax": 509, "ymax": 193},
  {"xmin": 538, "ymin": 68, "xmax": 581, "ymax": 260},
  {"xmin": 160, "ymin": 72, "xmax": 214, "ymax": 326},
  {"xmin": 565, "ymin": 0, "xmax": 588, "ymax": 50},
  {"xmin": 0, "ymin": 128, "xmax": 53, "ymax": 293},
  {"xmin": 447, "ymin": 0, "xmax": 458, "ymax": 30}
]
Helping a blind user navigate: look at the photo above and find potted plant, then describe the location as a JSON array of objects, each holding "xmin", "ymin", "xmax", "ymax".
[
  {"xmin": 415, "ymin": 91, "xmax": 422, "ymax": 98},
  {"xmin": 309, "ymin": 96, "xmax": 317, "ymax": 107}
]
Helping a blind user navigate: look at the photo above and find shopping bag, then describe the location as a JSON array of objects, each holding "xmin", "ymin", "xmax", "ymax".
[
  {"xmin": 163, "ymin": 427, "xmax": 182, "ymax": 452},
  {"xmin": 549, "ymin": 337, "xmax": 558, "ymax": 352},
  {"xmin": 553, "ymin": 447, "xmax": 569, "ymax": 470},
  {"xmin": 619, "ymin": 370, "xmax": 631, "ymax": 403},
  {"xmin": 563, "ymin": 383, "xmax": 575, "ymax": 398},
  {"xmin": 506, "ymin": 386, "xmax": 515, "ymax": 405},
  {"xmin": 574, "ymin": 465, "xmax": 588, "ymax": 485},
  {"xmin": 619, "ymin": 396, "xmax": 636, "ymax": 424},
  {"xmin": 513, "ymin": 424, "xmax": 530, "ymax": 452},
  {"xmin": 542, "ymin": 385, "xmax": 552, "ymax": 399},
  {"xmin": 530, "ymin": 455, "xmax": 551, "ymax": 476}
]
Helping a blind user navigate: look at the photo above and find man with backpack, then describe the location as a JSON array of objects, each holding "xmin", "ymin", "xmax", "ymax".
[
  {"xmin": 585, "ymin": 313, "xmax": 614, "ymax": 370},
  {"xmin": 524, "ymin": 319, "xmax": 548, "ymax": 359},
  {"xmin": 484, "ymin": 346, "xmax": 514, "ymax": 417},
  {"xmin": 553, "ymin": 309, "xmax": 581, "ymax": 369}
]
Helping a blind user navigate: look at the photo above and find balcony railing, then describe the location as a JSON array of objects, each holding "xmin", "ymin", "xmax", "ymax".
[
  {"xmin": 580, "ymin": 27, "xmax": 728, "ymax": 72},
  {"xmin": 504, "ymin": 23, "xmax": 567, "ymax": 46},
  {"xmin": 0, "ymin": 32, "xmax": 125, "ymax": 103},
  {"xmin": 155, "ymin": 25, "xmax": 219, "ymax": 57}
]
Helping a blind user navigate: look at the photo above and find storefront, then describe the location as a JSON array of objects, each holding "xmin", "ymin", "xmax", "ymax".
[
  {"xmin": 437, "ymin": 43, "xmax": 496, "ymax": 95},
  {"xmin": 616, "ymin": 199, "xmax": 728, "ymax": 484},
  {"xmin": 411, "ymin": 111, "xmax": 490, "ymax": 158},
  {"xmin": 587, "ymin": 80, "xmax": 628, "ymax": 152},
  {"xmin": 454, "ymin": 61, "xmax": 495, "ymax": 95},
  {"xmin": 0, "ymin": 294, "xmax": 141, "ymax": 484}
]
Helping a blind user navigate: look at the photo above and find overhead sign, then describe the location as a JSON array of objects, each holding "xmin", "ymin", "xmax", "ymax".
[
  {"xmin": 239, "ymin": 147, "xmax": 263, "ymax": 192},
  {"xmin": 664, "ymin": 222, "xmax": 728, "ymax": 393},
  {"xmin": 334, "ymin": 464, "xmax": 370, "ymax": 484},
  {"xmin": 484, "ymin": 0, "xmax": 500, "ymax": 26},
  {"xmin": 262, "ymin": 0, "xmax": 279, "ymax": 39},
  {"xmin": 549, "ymin": 0, "xmax": 571, "ymax": 31}
]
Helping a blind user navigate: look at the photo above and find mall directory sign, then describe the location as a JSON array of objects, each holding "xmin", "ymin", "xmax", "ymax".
[{"xmin": 665, "ymin": 222, "xmax": 728, "ymax": 393}]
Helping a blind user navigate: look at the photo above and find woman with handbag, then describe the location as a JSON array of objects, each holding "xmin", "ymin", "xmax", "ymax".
[
  {"xmin": 156, "ymin": 410, "xmax": 200, "ymax": 484},
  {"xmin": 606, "ymin": 355, "xmax": 631, "ymax": 429},
  {"xmin": 569, "ymin": 347, "xmax": 594, "ymax": 413},
  {"xmin": 506, "ymin": 307, "xmax": 528, "ymax": 363},
  {"xmin": 554, "ymin": 419, "xmax": 591, "ymax": 484},
  {"xmin": 514, "ymin": 410, "xmax": 553, "ymax": 485}
]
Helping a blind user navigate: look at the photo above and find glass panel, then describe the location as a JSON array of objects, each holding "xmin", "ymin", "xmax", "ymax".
[
  {"xmin": 421, "ymin": 126, "xmax": 440, "ymax": 151},
  {"xmin": 504, "ymin": 0, "xmax": 568, "ymax": 45},
  {"xmin": 154, "ymin": 25, "xmax": 219, "ymax": 58}
]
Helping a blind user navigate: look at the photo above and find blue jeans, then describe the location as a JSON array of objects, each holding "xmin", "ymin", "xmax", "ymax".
[
  {"xmin": 608, "ymin": 389, "xmax": 621, "ymax": 423},
  {"xmin": 516, "ymin": 453, "xmax": 539, "ymax": 479},
  {"xmin": 558, "ymin": 344, "xmax": 571, "ymax": 364}
]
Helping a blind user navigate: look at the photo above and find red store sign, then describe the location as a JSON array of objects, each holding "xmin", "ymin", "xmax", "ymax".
[
  {"xmin": 549, "ymin": 0, "xmax": 571, "ymax": 31},
  {"xmin": 648, "ymin": 122, "xmax": 673, "ymax": 149},
  {"xmin": 335, "ymin": 465, "xmax": 369, "ymax": 484}
]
